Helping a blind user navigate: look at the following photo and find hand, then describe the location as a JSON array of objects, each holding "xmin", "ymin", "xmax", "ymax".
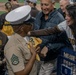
[
  {"xmin": 27, "ymin": 31, "xmax": 31, "ymax": 36},
  {"xmin": 28, "ymin": 43, "xmax": 40, "ymax": 55},
  {"xmin": 40, "ymin": 46, "xmax": 48, "ymax": 58}
]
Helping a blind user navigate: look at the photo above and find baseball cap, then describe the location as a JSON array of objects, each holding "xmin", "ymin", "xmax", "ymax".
[{"xmin": 5, "ymin": 5, "xmax": 31, "ymax": 25}]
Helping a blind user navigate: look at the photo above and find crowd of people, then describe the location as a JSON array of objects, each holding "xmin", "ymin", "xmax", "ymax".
[{"xmin": 0, "ymin": 0, "xmax": 76, "ymax": 75}]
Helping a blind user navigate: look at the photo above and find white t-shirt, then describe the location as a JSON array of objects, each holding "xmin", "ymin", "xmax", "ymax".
[{"xmin": 58, "ymin": 21, "xmax": 76, "ymax": 51}]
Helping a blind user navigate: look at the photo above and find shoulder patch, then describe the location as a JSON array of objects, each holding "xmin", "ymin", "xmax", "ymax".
[{"xmin": 11, "ymin": 54, "xmax": 19, "ymax": 65}]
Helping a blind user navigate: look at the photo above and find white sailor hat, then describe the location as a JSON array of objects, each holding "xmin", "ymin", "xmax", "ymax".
[
  {"xmin": 27, "ymin": 0, "xmax": 37, "ymax": 3},
  {"xmin": 5, "ymin": 5, "xmax": 31, "ymax": 25}
]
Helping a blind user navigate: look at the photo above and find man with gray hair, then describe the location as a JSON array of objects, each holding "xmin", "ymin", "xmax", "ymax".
[
  {"xmin": 58, "ymin": 0, "xmax": 76, "ymax": 18},
  {"xmin": 33, "ymin": 0, "xmax": 65, "ymax": 75},
  {"xmin": 58, "ymin": 0, "xmax": 70, "ymax": 18}
]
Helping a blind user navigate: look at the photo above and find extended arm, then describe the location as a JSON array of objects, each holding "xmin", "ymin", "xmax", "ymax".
[
  {"xmin": 6, "ymin": 44, "xmax": 40, "ymax": 75},
  {"xmin": 15, "ymin": 53, "xmax": 36, "ymax": 75},
  {"xmin": 15, "ymin": 45, "xmax": 40, "ymax": 75},
  {"xmin": 29, "ymin": 26, "xmax": 61, "ymax": 36}
]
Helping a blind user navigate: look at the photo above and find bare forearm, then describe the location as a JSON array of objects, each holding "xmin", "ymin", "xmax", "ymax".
[
  {"xmin": 23, "ymin": 54, "xmax": 36, "ymax": 74},
  {"xmin": 15, "ymin": 54, "xmax": 36, "ymax": 75}
]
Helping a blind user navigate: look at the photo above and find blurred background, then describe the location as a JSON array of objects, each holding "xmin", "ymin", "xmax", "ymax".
[{"xmin": 0, "ymin": 0, "xmax": 60, "ymax": 15}]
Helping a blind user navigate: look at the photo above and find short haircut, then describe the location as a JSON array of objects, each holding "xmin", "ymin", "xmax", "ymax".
[{"xmin": 5, "ymin": 2, "xmax": 12, "ymax": 10}]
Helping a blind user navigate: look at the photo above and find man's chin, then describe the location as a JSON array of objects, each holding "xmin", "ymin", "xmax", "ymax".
[
  {"xmin": 43, "ymin": 12, "xmax": 49, "ymax": 15},
  {"xmin": 44, "ymin": 13, "xmax": 49, "ymax": 16}
]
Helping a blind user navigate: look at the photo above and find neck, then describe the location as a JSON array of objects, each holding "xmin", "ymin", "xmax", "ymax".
[{"xmin": 45, "ymin": 15, "xmax": 49, "ymax": 20}]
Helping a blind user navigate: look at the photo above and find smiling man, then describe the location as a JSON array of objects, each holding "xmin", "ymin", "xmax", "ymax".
[{"xmin": 33, "ymin": 0, "xmax": 65, "ymax": 75}]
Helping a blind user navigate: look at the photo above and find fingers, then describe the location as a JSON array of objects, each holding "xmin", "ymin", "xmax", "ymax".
[
  {"xmin": 40, "ymin": 52, "xmax": 46, "ymax": 58},
  {"xmin": 35, "ymin": 46, "xmax": 40, "ymax": 53},
  {"xmin": 28, "ymin": 42, "xmax": 34, "ymax": 50},
  {"xmin": 28, "ymin": 42, "xmax": 40, "ymax": 54},
  {"xmin": 27, "ymin": 31, "xmax": 31, "ymax": 36},
  {"xmin": 40, "ymin": 47, "xmax": 48, "ymax": 58},
  {"xmin": 28, "ymin": 42, "xmax": 33, "ymax": 47}
]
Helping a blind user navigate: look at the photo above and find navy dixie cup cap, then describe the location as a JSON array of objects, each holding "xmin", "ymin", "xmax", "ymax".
[{"xmin": 5, "ymin": 5, "xmax": 31, "ymax": 25}]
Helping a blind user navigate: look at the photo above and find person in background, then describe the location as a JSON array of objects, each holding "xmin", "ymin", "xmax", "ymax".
[
  {"xmin": 26, "ymin": 0, "xmax": 39, "ymax": 18},
  {"xmin": 32, "ymin": 0, "xmax": 65, "ymax": 75},
  {"xmin": 4, "ymin": 5, "xmax": 40, "ymax": 75},
  {"xmin": 8, "ymin": 0, "xmax": 19, "ymax": 4},
  {"xmin": 28, "ymin": 3, "xmax": 76, "ymax": 57},
  {"xmin": 0, "ymin": 2, "xmax": 14, "ymax": 37},
  {"xmin": 57, "ymin": 0, "xmax": 70, "ymax": 18},
  {"xmin": 0, "ymin": 2, "xmax": 12, "ymax": 23},
  {"xmin": 24, "ymin": 0, "xmax": 29, "ymax": 5},
  {"xmin": 8, "ymin": 0, "xmax": 20, "ymax": 9},
  {"xmin": 0, "ymin": 2, "xmax": 19, "ymax": 38},
  {"xmin": 0, "ymin": 18, "xmax": 8, "ymax": 75},
  {"xmin": 28, "ymin": 4, "xmax": 76, "ymax": 75}
]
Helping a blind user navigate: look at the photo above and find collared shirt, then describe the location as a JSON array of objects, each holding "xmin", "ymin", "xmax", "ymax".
[
  {"xmin": 34, "ymin": 9, "xmax": 65, "ymax": 49},
  {"xmin": 4, "ymin": 33, "xmax": 37, "ymax": 75}
]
